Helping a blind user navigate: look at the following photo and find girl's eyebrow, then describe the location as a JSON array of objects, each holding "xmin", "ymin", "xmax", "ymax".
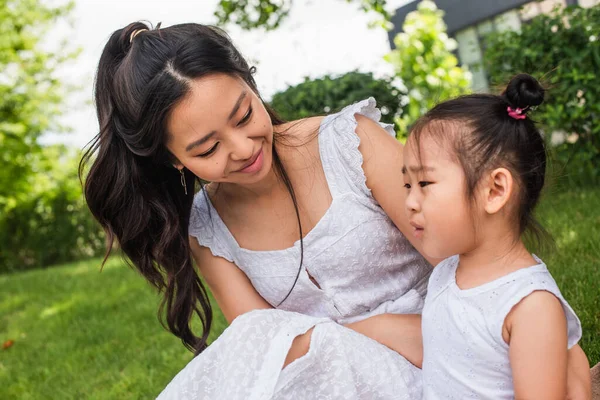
[{"xmin": 402, "ymin": 165, "xmax": 435, "ymax": 174}]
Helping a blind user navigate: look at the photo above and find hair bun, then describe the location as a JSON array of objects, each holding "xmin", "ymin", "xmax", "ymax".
[{"xmin": 504, "ymin": 73, "xmax": 545, "ymax": 109}]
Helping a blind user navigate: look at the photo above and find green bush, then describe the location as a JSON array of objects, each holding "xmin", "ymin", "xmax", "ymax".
[
  {"xmin": 0, "ymin": 145, "xmax": 104, "ymax": 273},
  {"xmin": 269, "ymin": 71, "xmax": 403, "ymax": 127},
  {"xmin": 384, "ymin": 0, "xmax": 472, "ymax": 137},
  {"xmin": 483, "ymin": 4, "xmax": 600, "ymax": 186}
]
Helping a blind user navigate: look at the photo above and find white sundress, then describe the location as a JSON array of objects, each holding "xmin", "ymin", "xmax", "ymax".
[
  {"xmin": 158, "ymin": 98, "xmax": 432, "ymax": 400},
  {"xmin": 422, "ymin": 255, "xmax": 582, "ymax": 399}
]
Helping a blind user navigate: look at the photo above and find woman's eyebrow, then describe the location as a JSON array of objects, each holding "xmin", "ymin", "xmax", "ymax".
[{"xmin": 185, "ymin": 91, "xmax": 248, "ymax": 153}]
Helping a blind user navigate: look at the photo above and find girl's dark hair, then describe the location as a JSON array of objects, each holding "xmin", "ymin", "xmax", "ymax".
[
  {"xmin": 80, "ymin": 22, "xmax": 299, "ymax": 354},
  {"xmin": 409, "ymin": 73, "xmax": 549, "ymax": 243}
]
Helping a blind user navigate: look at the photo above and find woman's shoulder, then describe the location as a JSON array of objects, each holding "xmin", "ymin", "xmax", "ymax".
[
  {"xmin": 276, "ymin": 98, "xmax": 394, "ymax": 142},
  {"xmin": 275, "ymin": 116, "xmax": 325, "ymax": 144}
]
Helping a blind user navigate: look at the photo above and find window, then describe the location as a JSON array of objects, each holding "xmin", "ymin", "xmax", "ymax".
[
  {"xmin": 521, "ymin": 0, "xmax": 568, "ymax": 21},
  {"xmin": 455, "ymin": 26, "xmax": 488, "ymax": 92},
  {"xmin": 494, "ymin": 9, "xmax": 523, "ymax": 32}
]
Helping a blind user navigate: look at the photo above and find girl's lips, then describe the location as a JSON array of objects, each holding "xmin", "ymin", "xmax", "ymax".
[
  {"xmin": 413, "ymin": 226, "xmax": 424, "ymax": 239},
  {"xmin": 237, "ymin": 148, "xmax": 263, "ymax": 173},
  {"xmin": 410, "ymin": 221, "xmax": 424, "ymax": 239}
]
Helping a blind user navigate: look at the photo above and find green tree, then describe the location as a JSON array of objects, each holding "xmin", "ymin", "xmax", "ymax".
[
  {"xmin": 270, "ymin": 71, "xmax": 403, "ymax": 126},
  {"xmin": 214, "ymin": 0, "xmax": 392, "ymax": 31},
  {"xmin": 0, "ymin": 0, "xmax": 77, "ymax": 212},
  {"xmin": 0, "ymin": 0, "xmax": 104, "ymax": 271},
  {"xmin": 384, "ymin": 0, "xmax": 471, "ymax": 137},
  {"xmin": 0, "ymin": 145, "xmax": 105, "ymax": 271},
  {"xmin": 483, "ymin": 4, "xmax": 600, "ymax": 185}
]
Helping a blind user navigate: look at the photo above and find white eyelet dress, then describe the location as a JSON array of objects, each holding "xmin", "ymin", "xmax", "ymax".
[{"xmin": 157, "ymin": 98, "xmax": 432, "ymax": 400}]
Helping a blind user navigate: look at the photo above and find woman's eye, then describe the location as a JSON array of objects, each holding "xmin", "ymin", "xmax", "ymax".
[
  {"xmin": 419, "ymin": 181, "xmax": 432, "ymax": 188},
  {"xmin": 197, "ymin": 143, "xmax": 219, "ymax": 158},
  {"xmin": 238, "ymin": 106, "xmax": 253, "ymax": 126}
]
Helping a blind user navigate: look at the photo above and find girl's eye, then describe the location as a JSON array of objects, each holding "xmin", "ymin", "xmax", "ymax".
[
  {"xmin": 403, "ymin": 183, "xmax": 411, "ymax": 189},
  {"xmin": 197, "ymin": 143, "xmax": 219, "ymax": 158},
  {"xmin": 419, "ymin": 181, "xmax": 432, "ymax": 188},
  {"xmin": 238, "ymin": 106, "xmax": 253, "ymax": 126}
]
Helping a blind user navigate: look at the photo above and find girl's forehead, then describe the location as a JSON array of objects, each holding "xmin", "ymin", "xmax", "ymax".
[{"xmin": 405, "ymin": 134, "xmax": 453, "ymax": 166}]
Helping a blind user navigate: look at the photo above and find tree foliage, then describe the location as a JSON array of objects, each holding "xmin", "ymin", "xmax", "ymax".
[
  {"xmin": 0, "ymin": 146, "xmax": 105, "ymax": 272},
  {"xmin": 483, "ymin": 4, "xmax": 600, "ymax": 185},
  {"xmin": 214, "ymin": 0, "xmax": 392, "ymax": 31},
  {"xmin": 0, "ymin": 0, "xmax": 76, "ymax": 211},
  {"xmin": 384, "ymin": 0, "xmax": 471, "ymax": 137},
  {"xmin": 0, "ymin": 0, "xmax": 103, "ymax": 271},
  {"xmin": 269, "ymin": 71, "xmax": 403, "ymax": 126}
]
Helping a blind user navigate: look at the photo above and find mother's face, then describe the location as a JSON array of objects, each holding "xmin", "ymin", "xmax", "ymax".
[{"xmin": 166, "ymin": 73, "xmax": 274, "ymax": 185}]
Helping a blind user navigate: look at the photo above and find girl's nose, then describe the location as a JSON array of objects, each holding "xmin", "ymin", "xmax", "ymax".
[{"xmin": 405, "ymin": 190, "xmax": 421, "ymax": 213}]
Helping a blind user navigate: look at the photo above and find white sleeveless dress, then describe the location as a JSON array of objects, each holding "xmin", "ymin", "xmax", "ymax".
[
  {"xmin": 422, "ymin": 255, "xmax": 581, "ymax": 399},
  {"xmin": 158, "ymin": 98, "xmax": 432, "ymax": 400}
]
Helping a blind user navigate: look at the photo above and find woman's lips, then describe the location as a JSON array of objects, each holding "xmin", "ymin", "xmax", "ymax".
[{"xmin": 237, "ymin": 148, "xmax": 264, "ymax": 173}]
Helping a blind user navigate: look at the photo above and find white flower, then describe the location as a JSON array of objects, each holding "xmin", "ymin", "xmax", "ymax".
[
  {"xmin": 567, "ymin": 133, "xmax": 579, "ymax": 144},
  {"xmin": 577, "ymin": 90, "xmax": 584, "ymax": 98},
  {"xmin": 551, "ymin": 25, "xmax": 558, "ymax": 33},
  {"xmin": 590, "ymin": 35, "xmax": 597, "ymax": 42},
  {"xmin": 409, "ymin": 89, "xmax": 423, "ymax": 101}
]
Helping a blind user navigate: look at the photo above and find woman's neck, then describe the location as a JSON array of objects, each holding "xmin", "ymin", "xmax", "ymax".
[{"xmin": 216, "ymin": 154, "xmax": 283, "ymax": 201}]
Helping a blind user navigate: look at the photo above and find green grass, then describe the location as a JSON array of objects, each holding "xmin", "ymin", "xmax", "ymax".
[
  {"xmin": 534, "ymin": 187, "xmax": 600, "ymax": 366},
  {"xmin": 0, "ymin": 188, "xmax": 598, "ymax": 399},
  {"xmin": 0, "ymin": 257, "xmax": 228, "ymax": 399}
]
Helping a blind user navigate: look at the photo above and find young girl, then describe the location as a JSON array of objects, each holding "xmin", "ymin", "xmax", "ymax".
[{"xmin": 402, "ymin": 74, "xmax": 583, "ymax": 399}]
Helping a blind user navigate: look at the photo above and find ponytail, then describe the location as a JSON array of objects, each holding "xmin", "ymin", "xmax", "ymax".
[{"xmin": 80, "ymin": 22, "xmax": 212, "ymax": 354}]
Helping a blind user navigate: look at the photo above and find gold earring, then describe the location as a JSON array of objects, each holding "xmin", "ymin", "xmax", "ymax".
[{"xmin": 180, "ymin": 169, "xmax": 187, "ymax": 195}]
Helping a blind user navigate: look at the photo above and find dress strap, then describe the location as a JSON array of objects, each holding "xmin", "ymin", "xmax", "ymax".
[
  {"xmin": 318, "ymin": 97, "xmax": 395, "ymax": 198},
  {"xmin": 188, "ymin": 190, "xmax": 237, "ymax": 263}
]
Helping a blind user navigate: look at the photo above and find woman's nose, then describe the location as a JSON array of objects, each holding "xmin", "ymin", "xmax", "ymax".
[{"xmin": 229, "ymin": 134, "xmax": 254, "ymax": 162}]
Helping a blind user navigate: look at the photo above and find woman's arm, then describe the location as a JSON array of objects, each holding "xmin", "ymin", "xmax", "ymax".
[
  {"xmin": 190, "ymin": 237, "xmax": 314, "ymax": 368},
  {"xmin": 352, "ymin": 114, "xmax": 442, "ymax": 266},
  {"xmin": 338, "ymin": 116, "xmax": 429, "ymax": 366},
  {"xmin": 566, "ymin": 345, "xmax": 591, "ymax": 400},
  {"xmin": 190, "ymin": 237, "xmax": 272, "ymax": 323},
  {"xmin": 345, "ymin": 314, "xmax": 423, "ymax": 368},
  {"xmin": 506, "ymin": 291, "xmax": 568, "ymax": 400}
]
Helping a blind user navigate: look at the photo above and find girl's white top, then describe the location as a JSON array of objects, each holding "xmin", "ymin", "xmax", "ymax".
[
  {"xmin": 422, "ymin": 255, "xmax": 582, "ymax": 399},
  {"xmin": 157, "ymin": 98, "xmax": 430, "ymax": 400}
]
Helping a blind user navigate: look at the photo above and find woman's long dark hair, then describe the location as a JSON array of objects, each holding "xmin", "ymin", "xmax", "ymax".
[{"xmin": 80, "ymin": 22, "xmax": 302, "ymax": 354}]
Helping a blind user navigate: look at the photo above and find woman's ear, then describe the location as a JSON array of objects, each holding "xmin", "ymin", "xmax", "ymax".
[
  {"xmin": 482, "ymin": 168, "xmax": 514, "ymax": 215},
  {"xmin": 172, "ymin": 159, "xmax": 184, "ymax": 171}
]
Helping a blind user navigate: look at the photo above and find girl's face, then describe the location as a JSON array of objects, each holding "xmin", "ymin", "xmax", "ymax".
[
  {"xmin": 402, "ymin": 134, "xmax": 480, "ymax": 260},
  {"xmin": 166, "ymin": 73, "xmax": 274, "ymax": 186}
]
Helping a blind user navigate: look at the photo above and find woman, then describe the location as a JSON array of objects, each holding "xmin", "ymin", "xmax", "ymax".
[{"xmin": 82, "ymin": 22, "xmax": 590, "ymax": 399}]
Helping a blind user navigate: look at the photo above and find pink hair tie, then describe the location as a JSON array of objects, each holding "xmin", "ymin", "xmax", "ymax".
[{"xmin": 507, "ymin": 106, "xmax": 527, "ymax": 120}]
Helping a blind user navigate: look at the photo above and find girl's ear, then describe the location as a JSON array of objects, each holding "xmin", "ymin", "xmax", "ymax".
[{"xmin": 482, "ymin": 168, "xmax": 514, "ymax": 215}]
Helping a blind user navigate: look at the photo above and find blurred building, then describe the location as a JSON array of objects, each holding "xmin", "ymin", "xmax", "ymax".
[{"xmin": 388, "ymin": 0, "xmax": 600, "ymax": 91}]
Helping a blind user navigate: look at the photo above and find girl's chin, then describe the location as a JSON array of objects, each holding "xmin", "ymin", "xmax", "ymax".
[{"xmin": 423, "ymin": 243, "xmax": 453, "ymax": 261}]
